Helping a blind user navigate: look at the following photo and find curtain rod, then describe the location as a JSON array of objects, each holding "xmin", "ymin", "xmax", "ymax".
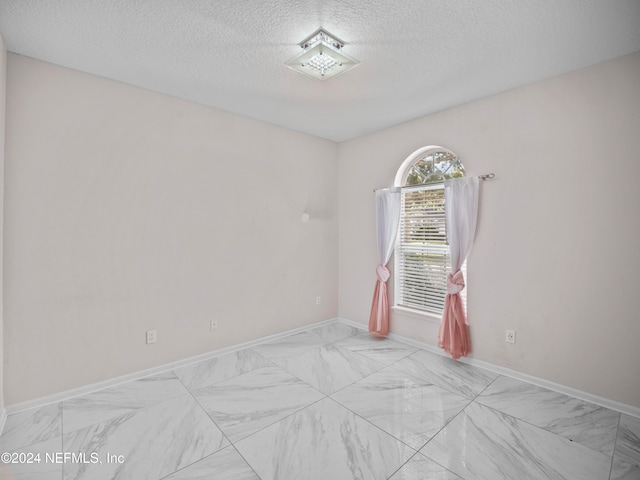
[{"xmin": 373, "ymin": 173, "xmax": 495, "ymax": 193}]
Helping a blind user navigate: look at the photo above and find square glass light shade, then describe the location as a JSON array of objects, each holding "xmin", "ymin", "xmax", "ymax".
[{"xmin": 285, "ymin": 30, "xmax": 359, "ymax": 81}]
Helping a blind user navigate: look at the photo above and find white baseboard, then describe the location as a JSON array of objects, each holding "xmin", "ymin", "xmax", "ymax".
[
  {"xmin": 338, "ymin": 317, "xmax": 640, "ymax": 418},
  {"xmin": 8, "ymin": 315, "xmax": 639, "ymax": 420},
  {"xmin": 6, "ymin": 317, "xmax": 339, "ymax": 416}
]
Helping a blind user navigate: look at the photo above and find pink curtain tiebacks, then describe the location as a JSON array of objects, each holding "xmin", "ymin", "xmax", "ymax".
[
  {"xmin": 369, "ymin": 264, "xmax": 391, "ymax": 337},
  {"xmin": 446, "ymin": 271, "xmax": 465, "ymax": 295},
  {"xmin": 438, "ymin": 269, "xmax": 471, "ymax": 360},
  {"xmin": 376, "ymin": 265, "xmax": 390, "ymax": 283}
]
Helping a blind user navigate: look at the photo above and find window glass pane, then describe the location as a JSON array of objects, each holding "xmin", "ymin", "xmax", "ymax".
[
  {"xmin": 395, "ymin": 148, "xmax": 467, "ymax": 315},
  {"xmin": 405, "ymin": 151, "xmax": 465, "ymax": 186}
]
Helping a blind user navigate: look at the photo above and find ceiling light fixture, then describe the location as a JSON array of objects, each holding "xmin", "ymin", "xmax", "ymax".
[{"xmin": 285, "ymin": 29, "xmax": 359, "ymax": 81}]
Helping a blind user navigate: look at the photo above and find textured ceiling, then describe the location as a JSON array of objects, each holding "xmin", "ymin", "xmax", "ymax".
[{"xmin": 1, "ymin": 0, "xmax": 639, "ymax": 141}]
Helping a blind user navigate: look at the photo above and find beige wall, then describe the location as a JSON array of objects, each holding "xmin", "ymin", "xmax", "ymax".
[
  {"xmin": 4, "ymin": 55, "xmax": 339, "ymax": 405},
  {"xmin": 338, "ymin": 51, "xmax": 640, "ymax": 408},
  {"xmin": 0, "ymin": 35, "xmax": 6, "ymax": 415},
  {"xmin": 4, "ymin": 50, "xmax": 640, "ymax": 409}
]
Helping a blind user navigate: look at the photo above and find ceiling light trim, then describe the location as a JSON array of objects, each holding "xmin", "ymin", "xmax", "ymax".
[{"xmin": 285, "ymin": 29, "xmax": 359, "ymax": 81}]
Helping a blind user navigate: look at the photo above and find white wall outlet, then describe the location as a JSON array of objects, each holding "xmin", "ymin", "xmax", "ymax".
[
  {"xmin": 505, "ymin": 329, "xmax": 516, "ymax": 344},
  {"xmin": 146, "ymin": 330, "xmax": 157, "ymax": 344},
  {"xmin": 316, "ymin": 296, "xmax": 321, "ymax": 305},
  {"xmin": 210, "ymin": 320, "xmax": 218, "ymax": 331}
]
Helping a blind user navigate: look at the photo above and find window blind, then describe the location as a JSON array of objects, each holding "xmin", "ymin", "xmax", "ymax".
[{"xmin": 395, "ymin": 183, "xmax": 450, "ymax": 313}]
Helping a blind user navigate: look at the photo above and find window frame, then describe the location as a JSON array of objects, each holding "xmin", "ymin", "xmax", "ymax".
[{"xmin": 392, "ymin": 146, "xmax": 466, "ymax": 317}]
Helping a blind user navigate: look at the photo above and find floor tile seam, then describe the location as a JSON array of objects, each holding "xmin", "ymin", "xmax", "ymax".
[
  {"xmin": 154, "ymin": 449, "xmax": 220, "ymax": 480},
  {"xmin": 385, "ymin": 362, "xmax": 482, "ymax": 401},
  {"xmin": 245, "ymin": 347, "xmax": 279, "ymax": 370},
  {"xmin": 384, "ymin": 346, "xmax": 493, "ymax": 395},
  {"xmin": 384, "ymin": 361, "xmax": 466, "ymax": 394},
  {"xmin": 180, "ymin": 356, "xmax": 284, "ymax": 395},
  {"xmin": 615, "ymin": 416, "xmax": 640, "ymax": 454},
  {"xmin": 239, "ymin": 356, "xmax": 335, "ymax": 397},
  {"xmin": 329, "ymin": 361, "xmax": 472, "ymax": 407},
  {"xmin": 327, "ymin": 344, "xmax": 391, "ymax": 375},
  {"xmin": 418, "ymin": 395, "xmax": 476, "ymax": 455},
  {"xmin": 473, "ymin": 374, "xmax": 624, "ymax": 444},
  {"xmin": 320, "ymin": 357, "xmax": 391, "ymax": 398},
  {"xmin": 229, "ymin": 395, "xmax": 329, "ymax": 446},
  {"xmin": 249, "ymin": 343, "xmax": 329, "ymax": 367},
  {"xmin": 474, "ymin": 395, "xmax": 621, "ymax": 454},
  {"xmin": 470, "ymin": 374, "xmax": 500, "ymax": 402},
  {"xmin": 327, "ymin": 394, "xmax": 422, "ymax": 453},
  {"xmin": 408, "ymin": 452, "xmax": 465, "ymax": 480},
  {"xmin": 145, "ymin": 373, "xmax": 236, "ymax": 479},
  {"xmin": 59, "ymin": 387, "xmax": 195, "ymax": 440},
  {"xmin": 325, "ymin": 363, "xmax": 390, "ymax": 397},
  {"xmin": 611, "ymin": 412, "xmax": 640, "ymax": 470},
  {"xmin": 470, "ymin": 399, "xmax": 617, "ymax": 460},
  {"xmin": 228, "ymin": 443, "xmax": 264, "ymax": 480},
  {"xmin": 172, "ymin": 349, "xmax": 279, "ymax": 392},
  {"xmin": 476, "ymin": 376, "xmax": 620, "ymax": 457},
  {"xmin": 155, "ymin": 445, "xmax": 262, "ymax": 480},
  {"xmin": 482, "ymin": 377, "xmax": 624, "ymax": 420},
  {"xmin": 608, "ymin": 415, "xmax": 621, "ymax": 480},
  {"xmin": 385, "ymin": 450, "xmax": 424, "ymax": 480},
  {"xmin": 59, "ymin": 370, "xmax": 188, "ymax": 410},
  {"xmin": 370, "ymin": 346, "xmax": 420, "ymax": 371},
  {"xmin": 418, "ymin": 448, "xmax": 466, "ymax": 479},
  {"xmin": 174, "ymin": 371, "xmax": 235, "ymax": 456},
  {"xmin": 63, "ymin": 378, "xmax": 238, "ymax": 480},
  {"xmin": 250, "ymin": 340, "xmax": 390, "ymax": 396},
  {"xmin": 337, "ymin": 342, "xmax": 417, "ymax": 374},
  {"xmin": 328, "ymin": 382, "xmax": 471, "ymax": 452},
  {"xmin": 6, "ymin": 321, "xmax": 340, "ymax": 417},
  {"xmin": 0, "ymin": 412, "xmax": 64, "ymax": 456}
]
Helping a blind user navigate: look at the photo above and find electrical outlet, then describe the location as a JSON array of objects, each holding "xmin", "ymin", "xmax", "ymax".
[
  {"xmin": 316, "ymin": 296, "xmax": 321, "ymax": 305},
  {"xmin": 146, "ymin": 330, "xmax": 157, "ymax": 344},
  {"xmin": 210, "ymin": 320, "xmax": 218, "ymax": 331},
  {"xmin": 505, "ymin": 329, "xmax": 516, "ymax": 344}
]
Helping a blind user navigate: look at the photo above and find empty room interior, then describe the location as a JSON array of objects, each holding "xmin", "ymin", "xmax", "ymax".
[{"xmin": 0, "ymin": 1, "xmax": 639, "ymax": 479}]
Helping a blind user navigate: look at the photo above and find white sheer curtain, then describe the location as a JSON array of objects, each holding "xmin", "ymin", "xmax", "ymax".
[
  {"xmin": 369, "ymin": 188, "xmax": 401, "ymax": 336},
  {"xmin": 438, "ymin": 177, "xmax": 479, "ymax": 358}
]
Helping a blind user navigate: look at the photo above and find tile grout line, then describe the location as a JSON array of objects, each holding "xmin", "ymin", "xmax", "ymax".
[
  {"xmin": 217, "ymin": 327, "xmax": 415, "ymax": 478},
  {"xmin": 4, "ymin": 318, "xmax": 342, "ymax": 417},
  {"xmin": 474, "ymin": 376, "xmax": 621, "ymax": 460},
  {"xmin": 173, "ymin": 370, "xmax": 234, "ymax": 451},
  {"xmin": 418, "ymin": 373, "xmax": 499, "ymax": 468},
  {"xmin": 4, "ymin": 321, "xmax": 623, "ymax": 479},
  {"xmin": 608, "ymin": 414, "xmax": 623, "ymax": 480},
  {"xmin": 228, "ymin": 443, "xmax": 264, "ymax": 480}
]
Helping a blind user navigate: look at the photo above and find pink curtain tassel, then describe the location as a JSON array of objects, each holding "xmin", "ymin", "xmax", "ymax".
[
  {"xmin": 438, "ymin": 177, "xmax": 479, "ymax": 360},
  {"xmin": 369, "ymin": 265, "xmax": 391, "ymax": 336},
  {"xmin": 438, "ymin": 270, "xmax": 471, "ymax": 359},
  {"xmin": 368, "ymin": 188, "xmax": 401, "ymax": 337}
]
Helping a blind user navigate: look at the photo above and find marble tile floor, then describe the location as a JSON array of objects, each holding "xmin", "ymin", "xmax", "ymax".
[{"xmin": 1, "ymin": 321, "xmax": 638, "ymax": 480}]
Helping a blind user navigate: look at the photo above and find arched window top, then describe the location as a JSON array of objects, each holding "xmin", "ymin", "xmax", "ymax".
[
  {"xmin": 394, "ymin": 145, "xmax": 466, "ymax": 187},
  {"xmin": 393, "ymin": 145, "xmax": 467, "ymax": 315}
]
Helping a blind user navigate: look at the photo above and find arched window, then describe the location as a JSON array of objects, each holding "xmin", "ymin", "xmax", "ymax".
[{"xmin": 394, "ymin": 146, "xmax": 466, "ymax": 315}]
